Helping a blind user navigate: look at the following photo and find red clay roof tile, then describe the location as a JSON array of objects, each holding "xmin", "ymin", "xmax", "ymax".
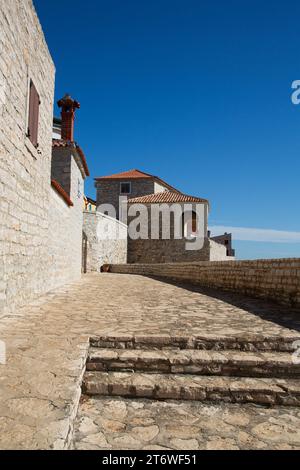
[
  {"xmin": 95, "ymin": 169, "xmax": 154, "ymax": 180},
  {"xmin": 95, "ymin": 169, "xmax": 179, "ymax": 192},
  {"xmin": 127, "ymin": 191, "xmax": 209, "ymax": 204}
]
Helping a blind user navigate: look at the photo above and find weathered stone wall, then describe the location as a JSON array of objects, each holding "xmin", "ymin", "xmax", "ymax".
[
  {"xmin": 47, "ymin": 154, "xmax": 84, "ymax": 289},
  {"xmin": 96, "ymin": 179, "xmax": 155, "ymax": 220},
  {"xmin": 127, "ymin": 202, "xmax": 210, "ymax": 263},
  {"xmin": 0, "ymin": 0, "xmax": 55, "ymax": 312},
  {"xmin": 0, "ymin": 1, "xmax": 85, "ymax": 314},
  {"xmin": 110, "ymin": 259, "xmax": 300, "ymax": 308},
  {"xmin": 51, "ymin": 147, "xmax": 71, "ymax": 194},
  {"xmin": 83, "ymin": 211, "xmax": 127, "ymax": 272},
  {"xmin": 128, "ymin": 238, "xmax": 210, "ymax": 263}
]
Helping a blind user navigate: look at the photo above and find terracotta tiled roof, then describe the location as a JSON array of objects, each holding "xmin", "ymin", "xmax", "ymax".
[
  {"xmin": 95, "ymin": 169, "xmax": 179, "ymax": 192},
  {"xmin": 52, "ymin": 139, "xmax": 72, "ymax": 148},
  {"xmin": 52, "ymin": 139, "xmax": 90, "ymax": 177},
  {"xmin": 51, "ymin": 179, "xmax": 74, "ymax": 207},
  {"xmin": 95, "ymin": 169, "xmax": 153, "ymax": 180},
  {"xmin": 127, "ymin": 191, "xmax": 209, "ymax": 204}
]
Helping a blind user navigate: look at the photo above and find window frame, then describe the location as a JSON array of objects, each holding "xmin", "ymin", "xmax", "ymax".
[
  {"xmin": 182, "ymin": 210, "xmax": 198, "ymax": 239},
  {"xmin": 120, "ymin": 181, "xmax": 132, "ymax": 195}
]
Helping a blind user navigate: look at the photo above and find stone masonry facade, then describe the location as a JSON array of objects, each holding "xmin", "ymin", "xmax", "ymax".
[
  {"xmin": 127, "ymin": 202, "xmax": 210, "ymax": 263},
  {"xmin": 0, "ymin": 0, "xmax": 55, "ymax": 312},
  {"xmin": 110, "ymin": 258, "xmax": 300, "ymax": 308},
  {"xmin": 0, "ymin": 1, "xmax": 87, "ymax": 314},
  {"xmin": 95, "ymin": 179, "xmax": 157, "ymax": 220},
  {"xmin": 48, "ymin": 153, "xmax": 85, "ymax": 290}
]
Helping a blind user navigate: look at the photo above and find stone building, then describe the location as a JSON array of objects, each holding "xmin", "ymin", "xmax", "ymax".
[
  {"xmin": 126, "ymin": 191, "xmax": 210, "ymax": 263},
  {"xmin": 209, "ymin": 232, "xmax": 235, "ymax": 257},
  {"xmin": 95, "ymin": 169, "xmax": 178, "ymax": 220},
  {"xmin": 91, "ymin": 168, "xmax": 235, "ymax": 267},
  {"xmin": 0, "ymin": 1, "xmax": 89, "ymax": 313},
  {"xmin": 84, "ymin": 196, "xmax": 97, "ymax": 212},
  {"xmin": 49, "ymin": 95, "xmax": 89, "ymax": 288}
]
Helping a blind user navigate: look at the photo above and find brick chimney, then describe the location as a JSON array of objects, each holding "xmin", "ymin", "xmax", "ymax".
[{"xmin": 57, "ymin": 94, "xmax": 80, "ymax": 141}]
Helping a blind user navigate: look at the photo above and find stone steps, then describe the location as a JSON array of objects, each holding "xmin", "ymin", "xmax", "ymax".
[
  {"xmin": 86, "ymin": 347, "xmax": 300, "ymax": 378},
  {"xmin": 90, "ymin": 334, "xmax": 300, "ymax": 352},
  {"xmin": 83, "ymin": 335, "xmax": 300, "ymax": 407},
  {"xmin": 83, "ymin": 371, "xmax": 300, "ymax": 406}
]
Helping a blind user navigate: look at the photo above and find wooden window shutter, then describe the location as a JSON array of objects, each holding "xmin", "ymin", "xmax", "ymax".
[
  {"xmin": 27, "ymin": 81, "xmax": 40, "ymax": 148},
  {"xmin": 192, "ymin": 212, "xmax": 197, "ymax": 233}
]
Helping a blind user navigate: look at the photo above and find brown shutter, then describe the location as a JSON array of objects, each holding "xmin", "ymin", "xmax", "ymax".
[
  {"xmin": 192, "ymin": 212, "xmax": 197, "ymax": 233},
  {"xmin": 27, "ymin": 81, "xmax": 40, "ymax": 148}
]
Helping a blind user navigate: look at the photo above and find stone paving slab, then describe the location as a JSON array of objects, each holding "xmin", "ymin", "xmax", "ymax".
[
  {"xmin": 0, "ymin": 273, "xmax": 300, "ymax": 449},
  {"xmin": 73, "ymin": 396, "xmax": 300, "ymax": 450}
]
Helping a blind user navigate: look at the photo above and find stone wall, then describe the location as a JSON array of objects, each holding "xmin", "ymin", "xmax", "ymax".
[
  {"xmin": 47, "ymin": 154, "xmax": 84, "ymax": 290},
  {"xmin": 127, "ymin": 202, "xmax": 210, "ymax": 263},
  {"xmin": 95, "ymin": 179, "xmax": 155, "ymax": 220},
  {"xmin": 51, "ymin": 147, "xmax": 72, "ymax": 194},
  {"xmin": 0, "ymin": 0, "xmax": 55, "ymax": 313},
  {"xmin": 110, "ymin": 259, "xmax": 300, "ymax": 308},
  {"xmin": 0, "ymin": 1, "xmax": 86, "ymax": 314},
  {"xmin": 83, "ymin": 211, "xmax": 127, "ymax": 272},
  {"xmin": 128, "ymin": 238, "xmax": 211, "ymax": 263}
]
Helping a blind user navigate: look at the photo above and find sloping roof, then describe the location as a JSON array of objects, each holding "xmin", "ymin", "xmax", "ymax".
[
  {"xmin": 127, "ymin": 191, "xmax": 209, "ymax": 204},
  {"xmin": 85, "ymin": 196, "xmax": 97, "ymax": 205},
  {"xmin": 95, "ymin": 169, "xmax": 153, "ymax": 180},
  {"xmin": 52, "ymin": 139, "xmax": 90, "ymax": 177},
  {"xmin": 95, "ymin": 169, "xmax": 179, "ymax": 192},
  {"xmin": 51, "ymin": 179, "xmax": 74, "ymax": 207}
]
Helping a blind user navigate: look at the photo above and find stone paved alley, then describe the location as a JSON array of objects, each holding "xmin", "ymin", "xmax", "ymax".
[{"xmin": 0, "ymin": 273, "xmax": 300, "ymax": 450}]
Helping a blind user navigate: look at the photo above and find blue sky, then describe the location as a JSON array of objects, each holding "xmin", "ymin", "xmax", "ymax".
[{"xmin": 34, "ymin": 0, "xmax": 300, "ymax": 259}]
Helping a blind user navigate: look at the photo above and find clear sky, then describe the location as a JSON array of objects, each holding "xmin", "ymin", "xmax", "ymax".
[{"xmin": 34, "ymin": 0, "xmax": 300, "ymax": 259}]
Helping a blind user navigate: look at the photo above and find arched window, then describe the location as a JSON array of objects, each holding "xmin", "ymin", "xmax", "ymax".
[{"xmin": 182, "ymin": 211, "xmax": 198, "ymax": 239}]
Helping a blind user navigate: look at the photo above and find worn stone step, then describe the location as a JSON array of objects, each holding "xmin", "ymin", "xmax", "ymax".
[
  {"xmin": 83, "ymin": 371, "xmax": 300, "ymax": 406},
  {"xmin": 86, "ymin": 348, "xmax": 300, "ymax": 378},
  {"xmin": 90, "ymin": 334, "xmax": 300, "ymax": 352}
]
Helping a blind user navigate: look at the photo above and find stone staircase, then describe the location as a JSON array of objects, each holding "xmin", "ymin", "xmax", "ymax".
[{"xmin": 82, "ymin": 334, "xmax": 300, "ymax": 407}]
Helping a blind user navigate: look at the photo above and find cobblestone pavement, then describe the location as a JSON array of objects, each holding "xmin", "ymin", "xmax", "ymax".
[
  {"xmin": 0, "ymin": 273, "xmax": 300, "ymax": 449},
  {"xmin": 74, "ymin": 396, "xmax": 300, "ymax": 450}
]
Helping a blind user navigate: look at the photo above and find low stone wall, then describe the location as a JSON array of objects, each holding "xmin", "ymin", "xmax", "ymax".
[{"xmin": 110, "ymin": 259, "xmax": 300, "ymax": 308}]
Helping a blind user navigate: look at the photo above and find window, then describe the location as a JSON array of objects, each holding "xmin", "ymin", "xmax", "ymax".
[
  {"xmin": 191, "ymin": 212, "xmax": 197, "ymax": 233},
  {"xmin": 27, "ymin": 80, "xmax": 40, "ymax": 148},
  {"xmin": 182, "ymin": 211, "xmax": 198, "ymax": 238},
  {"xmin": 120, "ymin": 182, "xmax": 131, "ymax": 194}
]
